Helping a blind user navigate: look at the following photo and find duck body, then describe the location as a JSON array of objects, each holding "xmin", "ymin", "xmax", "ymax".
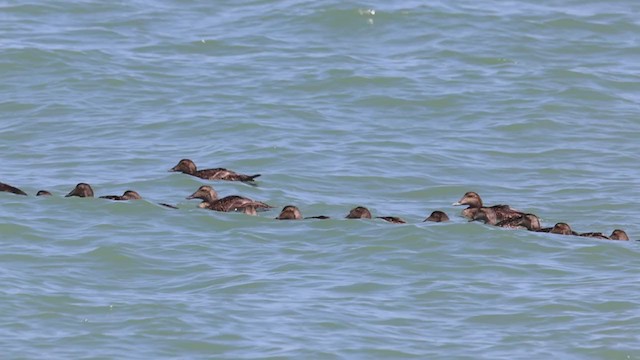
[
  {"xmin": 171, "ymin": 159, "xmax": 260, "ymax": 182},
  {"xmin": 495, "ymin": 213, "xmax": 541, "ymax": 231},
  {"xmin": 1, "ymin": 181, "xmax": 27, "ymax": 196},
  {"xmin": 66, "ymin": 183, "xmax": 94, "ymax": 197},
  {"xmin": 346, "ymin": 206, "xmax": 372, "ymax": 219},
  {"xmin": 538, "ymin": 222, "xmax": 578, "ymax": 236},
  {"xmin": 453, "ymin": 192, "xmax": 524, "ymax": 225},
  {"xmin": 276, "ymin": 205, "xmax": 302, "ymax": 220},
  {"xmin": 424, "ymin": 211, "xmax": 449, "ymax": 222},
  {"xmin": 187, "ymin": 185, "xmax": 271, "ymax": 212},
  {"xmin": 100, "ymin": 190, "xmax": 142, "ymax": 201},
  {"xmin": 377, "ymin": 216, "xmax": 407, "ymax": 224}
]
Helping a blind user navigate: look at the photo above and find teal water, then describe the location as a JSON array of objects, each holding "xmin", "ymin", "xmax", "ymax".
[{"xmin": 2, "ymin": 0, "xmax": 639, "ymax": 358}]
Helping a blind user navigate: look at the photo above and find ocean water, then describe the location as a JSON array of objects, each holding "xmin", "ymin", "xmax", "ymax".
[{"xmin": 2, "ymin": 0, "xmax": 640, "ymax": 358}]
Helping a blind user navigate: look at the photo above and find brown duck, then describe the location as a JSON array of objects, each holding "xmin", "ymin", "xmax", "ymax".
[
  {"xmin": 100, "ymin": 190, "xmax": 143, "ymax": 201},
  {"xmin": 170, "ymin": 159, "xmax": 260, "ymax": 182},
  {"xmin": 453, "ymin": 191, "xmax": 524, "ymax": 225},
  {"xmin": 65, "ymin": 183, "xmax": 94, "ymax": 198},
  {"xmin": 186, "ymin": 185, "xmax": 272, "ymax": 212},
  {"xmin": 495, "ymin": 213, "xmax": 542, "ymax": 231},
  {"xmin": 537, "ymin": 222, "xmax": 578, "ymax": 236},
  {"xmin": 423, "ymin": 210, "xmax": 449, "ymax": 222}
]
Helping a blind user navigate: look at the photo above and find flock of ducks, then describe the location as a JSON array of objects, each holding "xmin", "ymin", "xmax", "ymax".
[{"xmin": 1, "ymin": 158, "xmax": 631, "ymax": 242}]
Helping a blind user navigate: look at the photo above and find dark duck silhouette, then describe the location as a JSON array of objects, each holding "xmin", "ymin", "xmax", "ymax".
[
  {"xmin": 377, "ymin": 216, "xmax": 407, "ymax": 224},
  {"xmin": 345, "ymin": 206, "xmax": 372, "ymax": 219},
  {"xmin": 65, "ymin": 183, "xmax": 94, "ymax": 197},
  {"xmin": 36, "ymin": 190, "xmax": 52, "ymax": 196},
  {"xmin": 345, "ymin": 206, "xmax": 405, "ymax": 223},
  {"xmin": 186, "ymin": 185, "xmax": 272, "ymax": 212},
  {"xmin": 1, "ymin": 181, "xmax": 27, "ymax": 196},
  {"xmin": 609, "ymin": 229, "xmax": 629, "ymax": 241},
  {"xmin": 579, "ymin": 229, "xmax": 630, "ymax": 241},
  {"xmin": 537, "ymin": 222, "xmax": 578, "ymax": 236},
  {"xmin": 100, "ymin": 190, "xmax": 178, "ymax": 209},
  {"xmin": 170, "ymin": 159, "xmax": 260, "ymax": 182},
  {"xmin": 276, "ymin": 205, "xmax": 302, "ymax": 220},
  {"xmin": 100, "ymin": 190, "xmax": 143, "ymax": 201},
  {"xmin": 453, "ymin": 191, "xmax": 524, "ymax": 225},
  {"xmin": 495, "ymin": 213, "xmax": 542, "ymax": 231},
  {"xmin": 423, "ymin": 210, "xmax": 449, "ymax": 222}
]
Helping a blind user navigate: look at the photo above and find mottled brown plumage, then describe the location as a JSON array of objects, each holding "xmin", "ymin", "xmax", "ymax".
[
  {"xmin": 1, "ymin": 181, "xmax": 27, "ymax": 196},
  {"xmin": 453, "ymin": 191, "xmax": 524, "ymax": 225},
  {"xmin": 186, "ymin": 185, "xmax": 272, "ymax": 212},
  {"xmin": 170, "ymin": 159, "xmax": 260, "ymax": 182},
  {"xmin": 495, "ymin": 213, "xmax": 541, "ymax": 231}
]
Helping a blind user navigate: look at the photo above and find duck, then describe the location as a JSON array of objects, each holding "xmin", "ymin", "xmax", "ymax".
[
  {"xmin": 170, "ymin": 159, "xmax": 260, "ymax": 182},
  {"xmin": 537, "ymin": 222, "xmax": 578, "ymax": 236},
  {"xmin": 186, "ymin": 185, "xmax": 272, "ymax": 212},
  {"xmin": 453, "ymin": 191, "xmax": 524, "ymax": 225},
  {"xmin": 609, "ymin": 229, "xmax": 629, "ymax": 241},
  {"xmin": 100, "ymin": 190, "xmax": 143, "ymax": 201},
  {"xmin": 495, "ymin": 213, "xmax": 541, "ymax": 231},
  {"xmin": 345, "ymin": 206, "xmax": 372, "ymax": 219},
  {"xmin": 345, "ymin": 206, "xmax": 405, "ymax": 223},
  {"xmin": 578, "ymin": 232, "xmax": 611, "ymax": 239},
  {"xmin": 36, "ymin": 190, "xmax": 52, "ymax": 196},
  {"xmin": 100, "ymin": 190, "xmax": 178, "ymax": 209},
  {"xmin": 423, "ymin": 210, "xmax": 449, "ymax": 222},
  {"xmin": 579, "ymin": 229, "xmax": 630, "ymax": 241},
  {"xmin": 276, "ymin": 205, "xmax": 302, "ymax": 220},
  {"xmin": 1, "ymin": 181, "xmax": 27, "ymax": 196},
  {"xmin": 377, "ymin": 216, "xmax": 407, "ymax": 224},
  {"xmin": 65, "ymin": 183, "xmax": 94, "ymax": 197}
]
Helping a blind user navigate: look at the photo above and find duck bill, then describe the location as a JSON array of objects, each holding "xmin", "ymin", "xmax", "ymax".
[
  {"xmin": 65, "ymin": 190, "xmax": 78, "ymax": 197},
  {"xmin": 452, "ymin": 201, "xmax": 462, "ymax": 206}
]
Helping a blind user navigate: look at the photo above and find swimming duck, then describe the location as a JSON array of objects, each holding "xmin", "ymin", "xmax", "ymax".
[
  {"xmin": 538, "ymin": 222, "xmax": 578, "ymax": 236},
  {"xmin": 579, "ymin": 229, "xmax": 630, "ymax": 241},
  {"xmin": 276, "ymin": 205, "xmax": 302, "ymax": 220},
  {"xmin": 186, "ymin": 185, "xmax": 272, "ymax": 212},
  {"xmin": 377, "ymin": 216, "xmax": 407, "ymax": 224},
  {"xmin": 100, "ymin": 190, "xmax": 143, "ymax": 201},
  {"xmin": 1, "ymin": 181, "xmax": 27, "ymax": 196},
  {"xmin": 423, "ymin": 210, "xmax": 450, "ymax": 222},
  {"xmin": 65, "ymin": 183, "xmax": 94, "ymax": 197},
  {"xmin": 453, "ymin": 191, "xmax": 524, "ymax": 225},
  {"xmin": 36, "ymin": 190, "xmax": 52, "ymax": 196},
  {"xmin": 495, "ymin": 213, "xmax": 541, "ymax": 231},
  {"xmin": 346, "ymin": 206, "xmax": 372, "ymax": 219},
  {"xmin": 170, "ymin": 159, "xmax": 260, "ymax": 182},
  {"xmin": 344, "ymin": 206, "xmax": 404, "ymax": 223},
  {"xmin": 609, "ymin": 229, "xmax": 629, "ymax": 241}
]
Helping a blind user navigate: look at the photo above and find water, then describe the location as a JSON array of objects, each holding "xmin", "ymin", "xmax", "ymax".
[{"xmin": 2, "ymin": 0, "xmax": 639, "ymax": 358}]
